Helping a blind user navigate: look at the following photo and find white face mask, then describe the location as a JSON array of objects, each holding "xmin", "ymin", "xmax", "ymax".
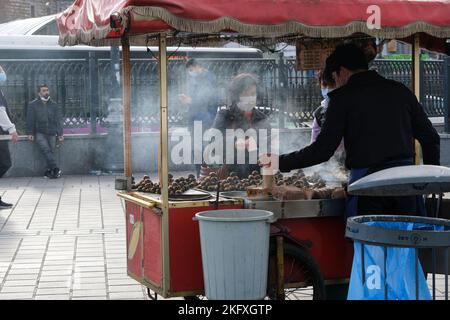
[
  {"xmin": 321, "ymin": 87, "xmax": 334, "ymax": 100},
  {"xmin": 40, "ymin": 95, "xmax": 50, "ymax": 102},
  {"xmin": 237, "ymin": 95, "xmax": 256, "ymax": 112},
  {"xmin": 0, "ymin": 72, "xmax": 7, "ymax": 85}
]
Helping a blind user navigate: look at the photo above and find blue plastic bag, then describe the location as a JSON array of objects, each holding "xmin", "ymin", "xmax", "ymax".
[{"xmin": 347, "ymin": 221, "xmax": 443, "ymax": 300}]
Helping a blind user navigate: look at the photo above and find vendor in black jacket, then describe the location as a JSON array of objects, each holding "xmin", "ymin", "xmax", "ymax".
[{"xmin": 260, "ymin": 43, "xmax": 440, "ymax": 217}]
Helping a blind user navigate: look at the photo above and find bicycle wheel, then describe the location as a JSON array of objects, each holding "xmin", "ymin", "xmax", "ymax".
[{"xmin": 267, "ymin": 242, "xmax": 326, "ymax": 300}]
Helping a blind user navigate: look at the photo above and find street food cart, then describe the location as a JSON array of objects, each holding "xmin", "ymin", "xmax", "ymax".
[{"xmin": 57, "ymin": 0, "xmax": 450, "ymax": 299}]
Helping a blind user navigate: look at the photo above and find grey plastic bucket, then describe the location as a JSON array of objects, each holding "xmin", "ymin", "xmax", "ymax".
[{"xmin": 194, "ymin": 209, "xmax": 274, "ymax": 300}]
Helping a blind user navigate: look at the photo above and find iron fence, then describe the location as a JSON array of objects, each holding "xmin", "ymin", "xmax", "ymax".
[{"xmin": 1, "ymin": 57, "xmax": 448, "ymax": 134}]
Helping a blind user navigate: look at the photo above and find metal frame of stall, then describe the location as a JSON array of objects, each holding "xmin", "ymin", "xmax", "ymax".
[{"xmin": 116, "ymin": 30, "xmax": 430, "ymax": 297}]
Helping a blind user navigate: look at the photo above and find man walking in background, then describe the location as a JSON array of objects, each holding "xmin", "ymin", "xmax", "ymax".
[
  {"xmin": 26, "ymin": 84, "xmax": 64, "ymax": 179},
  {"xmin": 0, "ymin": 65, "xmax": 18, "ymax": 208}
]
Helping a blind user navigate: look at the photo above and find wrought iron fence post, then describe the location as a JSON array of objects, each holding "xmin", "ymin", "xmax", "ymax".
[
  {"xmin": 88, "ymin": 52, "xmax": 99, "ymax": 134},
  {"xmin": 444, "ymin": 56, "xmax": 450, "ymax": 133},
  {"xmin": 278, "ymin": 53, "xmax": 287, "ymax": 129}
]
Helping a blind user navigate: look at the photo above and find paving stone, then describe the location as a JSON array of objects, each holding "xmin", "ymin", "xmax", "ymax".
[
  {"xmin": 4, "ymin": 274, "xmax": 39, "ymax": 281},
  {"xmin": 71, "ymin": 296, "xmax": 107, "ymax": 300},
  {"xmin": 43, "ymin": 260, "xmax": 74, "ymax": 266},
  {"xmin": 38, "ymin": 281, "xmax": 71, "ymax": 289},
  {"xmin": 72, "ymin": 289, "xmax": 107, "ymax": 297},
  {"xmin": 109, "ymin": 292, "xmax": 146, "ymax": 300},
  {"xmin": 42, "ymin": 265, "xmax": 73, "ymax": 271},
  {"xmin": 3, "ymin": 279, "xmax": 37, "ymax": 287},
  {"xmin": 73, "ymin": 283, "xmax": 106, "ymax": 290},
  {"xmin": 108, "ymin": 279, "xmax": 140, "ymax": 286},
  {"xmin": 8, "ymin": 268, "xmax": 41, "ymax": 275},
  {"xmin": 40, "ymin": 269, "xmax": 73, "ymax": 276},
  {"xmin": 8, "ymin": 263, "xmax": 42, "ymax": 269},
  {"xmin": 0, "ymin": 292, "xmax": 34, "ymax": 299},
  {"xmin": 74, "ymin": 266, "xmax": 105, "ymax": 273},
  {"xmin": 108, "ymin": 285, "xmax": 144, "ymax": 293},
  {"xmin": 39, "ymin": 275, "xmax": 72, "ymax": 282},
  {"xmin": 107, "ymin": 273, "xmax": 132, "ymax": 280},
  {"xmin": 36, "ymin": 288, "xmax": 70, "ymax": 295},
  {"xmin": 35, "ymin": 295, "xmax": 70, "ymax": 300},
  {"xmin": 1, "ymin": 286, "xmax": 36, "ymax": 293},
  {"xmin": 75, "ymin": 261, "xmax": 105, "ymax": 266},
  {"xmin": 73, "ymin": 272, "xmax": 106, "ymax": 279}
]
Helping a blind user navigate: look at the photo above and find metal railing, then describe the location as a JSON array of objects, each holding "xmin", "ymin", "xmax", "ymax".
[{"xmin": 1, "ymin": 57, "xmax": 448, "ymax": 134}]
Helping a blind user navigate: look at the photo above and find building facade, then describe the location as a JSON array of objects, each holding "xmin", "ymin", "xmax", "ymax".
[{"xmin": 0, "ymin": 0, "xmax": 72, "ymax": 23}]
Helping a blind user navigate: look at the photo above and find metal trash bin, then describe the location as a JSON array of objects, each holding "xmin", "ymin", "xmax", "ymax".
[
  {"xmin": 346, "ymin": 165, "xmax": 450, "ymax": 300},
  {"xmin": 346, "ymin": 215, "xmax": 450, "ymax": 300},
  {"xmin": 194, "ymin": 209, "xmax": 274, "ymax": 300}
]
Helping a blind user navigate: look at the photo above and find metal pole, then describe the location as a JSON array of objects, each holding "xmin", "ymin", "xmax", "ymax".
[
  {"xmin": 445, "ymin": 247, "xmax": 449, "ymax": 300},
  {"xmin": 444, "ymin": 56, "xmax": 450, "ymax": 133},
  {"xmin": 278, "ymin": 53, "xmax": 287, "ymax": 129},
  {"xmin": 159, "ymin": 33, "xmax": 170, "ymax": 296},
  {"xmin": 412, "ymin": 34, "xmax": 422, "ymax": 165},
  {"xmin": 88, "ymin": 51, "xmax": 98, "ymax": 134},
  {"xmin": 276, "ymin": 236, "xmax": 285, "ymax": 300},
  {"xmin": 384, "ymin": 246, "xmax": 388, "ymax": 300},
  {"xmin": 121, "ymin": 36, "xmax": 132, "ymax": 189},
  {"xmin": 361, "ymin": 242, "xmax": 365, "ymax": 285},
  {"xmin": 432, "ymin": 248, "xmax": 436, "ymax": 300},
  {"xmin": 415, "ymin": 248, "xmax": 419, "ymax": 300}
]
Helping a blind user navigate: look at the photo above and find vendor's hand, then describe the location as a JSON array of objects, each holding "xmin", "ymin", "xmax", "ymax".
[
  {"xmin": 58, "ymin": 136, "xmax": 64, "ymax": 144},
  {"xmin": 271, "ymin": 185, "xmax": 306, "ymax": 201},
  {"xmin": 178, "ymin": 94, "xmax": 192, "ymax": 105},
  {"xmin": 11, "ymin": 132, "xmax": 18, "ymax": 144},
  {"xmin": 258, "ymin": 153, "xmax": 279, "ymax": 171}
]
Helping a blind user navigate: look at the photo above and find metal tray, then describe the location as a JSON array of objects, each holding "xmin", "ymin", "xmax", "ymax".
[
  {"xmin": 220, "ymin": 191, "xmax": 274, "ymax": 201},
  {"xmin": 348, "ymin": 165, "xmax": 450, "ymax": 196},
  {"xmin": 168, "ymin": 188, "xmax": 213, "ymax": 201}
]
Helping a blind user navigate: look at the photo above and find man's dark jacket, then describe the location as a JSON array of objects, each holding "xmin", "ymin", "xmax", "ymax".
[
  {"xmin": 26, "ymin": 98, "xmax": 63, "ymax": 136},
  {"xmin": 279, "ymin": 70, "xmax": 440, "ymax": 171}
]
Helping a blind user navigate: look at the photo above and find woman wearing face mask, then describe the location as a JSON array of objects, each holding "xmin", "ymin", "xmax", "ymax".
[
  {"xmin": 212, "ymin": 73, "xmax": 271, "ymax": 179},
  {"xmin": 311, "ymin": 70, "xmax": 345, "ymax": 165}
]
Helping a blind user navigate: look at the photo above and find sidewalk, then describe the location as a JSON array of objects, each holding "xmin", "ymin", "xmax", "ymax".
[{"xmin": 0, "ymin": 174, "xmax": 158, "ymax": 300}]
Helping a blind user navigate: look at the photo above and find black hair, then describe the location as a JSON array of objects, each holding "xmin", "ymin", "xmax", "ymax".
[
  {"xmin": 185, "ymin": 58, "xmax": 201, "ymax": 69},
  {"xmin": 325, "ymin": 43, "xmax": 369, "ymax": 76},
  {"xmin": 229, "ymin": 73, "xmax": 259, "ymax": 104},
  {"xmin": 317, "ymin": 69, "xmax": 335, "ymax": 87},
  {"xmin": 37, "ymin": 84, "xmax": 49, "ymax": 92}
]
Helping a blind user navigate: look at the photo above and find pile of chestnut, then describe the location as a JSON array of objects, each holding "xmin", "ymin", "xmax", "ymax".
[
  {"xmin": 132, "ymin": 174, "xmax": 198, "ymax": 196},
  {"xmin": 197, "ymin": 171, "xmax": 263, "ymax": 192}
]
